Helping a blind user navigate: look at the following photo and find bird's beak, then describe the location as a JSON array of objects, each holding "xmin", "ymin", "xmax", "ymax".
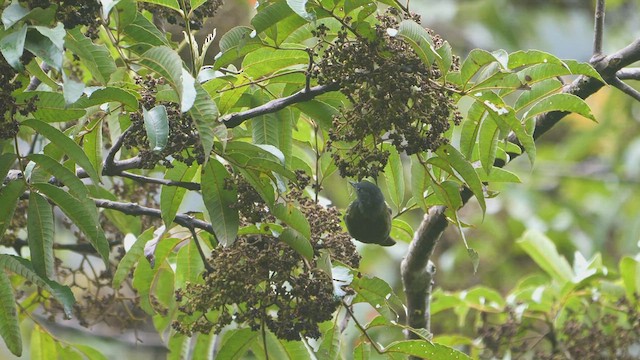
[{"xmin": 349, "ymin": 181, "xmax": 357, "ymax": 189}]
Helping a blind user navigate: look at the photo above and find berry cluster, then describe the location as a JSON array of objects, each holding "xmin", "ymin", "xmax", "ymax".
[
  {"xmin": 173, "ymin": 174, "xmax": 359, "ymax": 340},
  {"xmin": 140, "ymin": 0, "xmax": 223, "ymax": 30},
  {"xmin": 26, "ymin": 0, "xmax": 101, "ymax": 38},
  {"xmin": 123, "ymin": 75, "xmax": 204, "ymax": 168},
  {"xmin": 313, "ymin": 9, "xmax": 462, "ymax": 179}
]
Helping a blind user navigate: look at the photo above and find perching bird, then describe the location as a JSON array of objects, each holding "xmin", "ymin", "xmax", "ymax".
[{"xmin": 344, "ymin": 181, "xmax": 396, "ymax": 246}]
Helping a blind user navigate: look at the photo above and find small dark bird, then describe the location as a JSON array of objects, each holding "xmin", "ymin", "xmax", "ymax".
[{"xmin": 344, "ymin": 181, "xmax": 396, "ymax": 246}]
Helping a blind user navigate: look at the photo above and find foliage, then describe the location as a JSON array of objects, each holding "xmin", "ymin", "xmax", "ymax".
[{"xmin": 0, "ymin": 0, "xmax": 622, "ymax": 358}]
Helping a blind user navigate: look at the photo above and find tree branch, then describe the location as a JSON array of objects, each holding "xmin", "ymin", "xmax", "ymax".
[
  {"xmin": 401, "ymin": 33, "xmax": 640, "ymax": 339},
  {"xmin": 593, "ymin": 0, "xmax": 605, "ymax": 55},
  {"xmin": 221, "ymin": 82, "xmax": 339, "ymax": 128}
]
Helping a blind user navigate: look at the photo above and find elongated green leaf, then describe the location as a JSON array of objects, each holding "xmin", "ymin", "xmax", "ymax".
[
  {"xmin": 459, "ymin": 49, "xmax": 500, "ymax": 90},
  {"xmin": 192, "ymin": 333, "xmax": 216, "ymax": 360},
  {"xmin": 32, "ymin": 183, "xmax": 109, "ymax": 266},
  {"xmin": 524, "ymin": 93, "xmax": 596, "ymax": 122},
  {"xmin": 317, "ymin": 318, "xmax": 341, "ymax": 360},
  {"xmin": 143, "ymin": 105, "xmax": 169, "ymax": 151},
  {"xmin": 161, "ymin": 162, "xmax": 198, "ymax": 227},
  {"xmin": 15, "ymin": 92, "xmax": 85, "ymax": 122},
  {"xmin": 121, "ymin": 11, "xmax": 169, "ymax": 53},
  {"xmin": 279, "ymin": 228, "xmax": 313, "ymax": 260},
  {"xmin": 352, "ymin": 275, "xmax": 404, "ymax": 321},
  {"xmin": 0, "ymin": 270, "xmax": 21, "ymax": 356},
  {"xmin": 21, "ymin": 119, "xmax": 101, "ymax": 184},
  {"xmin": 188, "ymin": 82, "xmax": 221, "ymax": 163},
  {"xmin": 2, "ymin": 0, "xmax": 29, "ymax": 29},
  {"xmin": 272, "ymin": 203, "xmax": 311, "ymax": 239},
  {"xmin": 0, "ymin": 180, "xmax": 26, "ymax": 239},
  {"xmin": 140, "ymin": 0, "xmax": 180, "ymax": 11},
  {"xmin": 251, "ymin": 329, "xmax": 310, "ymax": 359},
  {"xmin": 25, "ymin": 59, "xmax": 58, "ymax": 88},
  {"xmin": 214, "ymin": 26, "xmax": 265, "ymax": 69},
  {"xmin": 0, "ymin": 23, "xmax": 27, "ymax": 70},
  {"xmin": 438, "ymin": 145, "xmax": 485, "ymax": 213},
  {"xmin": 295, "ymin": 99, "xmax": 339, "ymax": 130},
  {"xmin": 73, "ymin": 344, "xmax": 108, "ymax": 360},
  {"xmin": 0, "ymin": 153, "xmax": 17, "ymax": 183},
  {"xmin": 410, "ymin": 156, "xmax": 429, "ymax": 212},
  {"xmin": 27, "ymin": 192, "xmax": 54, "ymax": 279},
  {"xmin": 72, "ymin": 87, "xmax": 139, "ymax": 111},
  {"xmin": 25, "ymin": 24, "xmax": 65, "ymax": 70},
  {"xmin": 517, "ymin": 230, "xmax": 574, "ymax": 284},
  {"xmin": 242, "ymin": 48, "xmax": 308, "ymax": 79},
  {"xmin": 216, "ymin": 328, "xmax": 258, "ymax": 360},
  {"xmin": 459, "ymin": 100, "xmax": 486, "ymax": 159},
  {"xmin": 391, "ymin": 219, "xmax": 414, "ymax": 243},
  {"xmin": 175, "ymin": 241, "xmax": 204, "ymax": 288},
  {"xmin": 562, "ymin": 59, "xmax": 605, "ymax": 82},
  {"xmin": 0, "ymin": 255, "xmax": 75, "ymax": 318},
  {"xmin": 286, "ymin": 0, "xmax": 314, "ymax": 21},
  {"xmin": 619, "ymin": 257, "xmax": 640, "ymax": 303},
  {"xmin": 202, "ymin": 159, "xmax": 239, "ymax": 246},
  {"xmin": 140, "ymin": 46, "xmax": 195, "ymax": 112},
  {"xmin": 27, "ymin": 153, "xmax": 88, "ymax": 198},
  {"xmin": 30, "ymin": 325, "xmax": 57, "ymax": 360},
  {"xmin": 65, "ymin": 28, "xmax": 116, "ymax": 84},
  {"xmin": 475, "ymin": 167, "xmax": 521, "ymax": 183},
  {"xmin": 113, "ymin": 228, "xmax": 154, "ymax": 288},
  {"xmin": 385, "ymin": 340, "xmax": 471, "ymax": 359},
  {"xmin": 252, "ymin": 113, "xmax": 280, "ymax": 146},
  {"xmin": 507, "ymin": 49, "xmax": 564, "ymax": 69},
  {"xmin": 252, "ymin": 1, "xmax": 296, "ymax": 34},
  {"xmin": 82, "ymin": 121, "xmax": 102, "ymax": 174},
  {"xmin": 168, "ymin": 333, "xmax": 190, "ymax": 360},
  {"xmin": 383, "ymin": 147, "xmax": 404, "ymax": 211},
  {"xmin": 514, "ymin": 78, "xmax": 562, "ymax": 111},
  {"xmin": 396, "ymin": 20, "xmax": 440, "ymax": 67},
  {"xmin": 477, "ymin": 116, "xmax": 499, "ymax": 174}
]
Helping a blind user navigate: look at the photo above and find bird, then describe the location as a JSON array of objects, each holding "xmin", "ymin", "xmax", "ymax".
[{"xmin": 344, "ymin": 181, "xmax": 396, "ymax": 246}]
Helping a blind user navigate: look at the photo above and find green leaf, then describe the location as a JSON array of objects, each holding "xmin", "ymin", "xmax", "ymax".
[
  {"xmin": 390, "ymin": 219, "xmax": 414, "ymax": 243},
  {"xmin": 64, "ymin": 28, "xmax": 116, "ymax": 85},
  {"xmin": 24, "ymin": 26, "xmax": 64, "ymax": 70},
  {"xmin": 0, "ymin": 255, "xmax": 75, "ymax": 318},
  {"xmin": 317, "ymin": 319, "xmax": 341, "ymax": 360},
  {"xmin": 168, "ymin": 333, "xmax": 190, "ymax": 360},
  {"xmin": 383, "ymin": 146, "xmax": 404, "ymax": 211},
  {"xmin": 0, "ymin": 153, "xmax": 16, "ymax": 180},
  {"xmin": 15, "ymin": 92, "xmax": 85, "ymax": 122},
  {"xmin": 385, "ymin": 340, "xmax": 472, "ymax": 359},
  {"xmin": 279, "ymin": 228, "xmax": 313, "ymax": 260},
  {"xmin": 295, "ymin": 99, "xmax": 340, "ymax": 130},
  {"xmin": 143, "ymin": 105, "xmax": 170, "ymax": 152},
  {"xmin": 396, "ymin": 20, "xmax": 440, "ymax": 67},
  {"xmin": 459, "ymin": 49, "xmax": 500, "ymax": 90},
  {"xmin": 139, "ymin": 46, "xmax": 195, "ymax": 112},
  {"xmin": 242, "ymin": 48, "xmax": 308, "ymax": 79},
  {"xmin": 475, "ymin": 167, "xmax": 521, "ymax": 183},
  {"xmin": 272, "ymin": 203, "xmax": 311, "ymax": 239},
  {"xmin": 437, "ymin": 144, "xmax": 485, "ymax": 213},
  {"xmin": 524, "ymin": 93, "xmax": 596, "ymax": 122},
  {"xmin": 73, "ymin": 344, "xmax": 108, "ymax": 360},
  {"xmin": 517, "ymin": 230, "xmax": 574, "ymax": 284},
  {"xmin": 352, "ymin": 275, "xmax": 403, "ymax": 321},
  {"xmin": 213, "ymin": 26, "xmax": 265, "ymax": 69},
  {"xmin": 21, "ymin": 119, "xmax": 101, "ymax": 184},
  {"xmin": 202, "ymin": 159, "xmax": 239, "ymax": 246},
  {"xmin": 161, "ymin": 162, "xmax": 198, "ymax": 227},
  {"xmin": 192, "ymin": 333, "xmax": 216, "ymax": 360},
  {"xmin": 140, "ymin": 0, "xmax": 181, "ymax": 12},
  {"xmin": 216, "ymin": 328, "xmax": 259, "ymax": 359},
  {"xmin": 435, "ymin": 40, "xmax": 453, "ymax": 79},
  {"xmin": 30, "ymin": 325, "xmax": 57, "ymax": 360},
  {"xmin": 188, "ymin": 82, "xmax": 221, "ymax": 163},
  {"xmin": 252, "ymin": 1, "xmax": 296, "ymax": 34},
  {"xmin": 121, "ymin": 10, "xmax": 170, "ymax": 53},
  {"xmin": 32, "ymin": 183, "xmax": 109, "ymax": 266},
  {"xmin": 24, "ymin": 58, "xmax": 58, "ymax": 88},
  {"xmin": 0, "ymin": 23, "xmax": 27, "ymax": 70},
  {"xmin": 0, "ymin": 270, "xmax": 21, "ymax": 356},
  {"xmin": 190, "ymin": 0, "xmax": 207, "ymax": 11},
  {"xmin": 286, "ymin": 0, "xmax": 314, "ymax": 21},
  {"xmin": 72, "ymin": 87, "xmax": 139, "ymax": 111},
  {"xmin": 0, "ymin": 180, "xmax": 26, "ymax": 239},
  {"xmin": 113, "ymin": 228, "xmax": 154, "ymax": 289},
  {"xmin": 619, "ymin": 257, "xmax": 640, "ymax": 303},
  {"xmin": 62, "ymin": 72, "xmax": 85, "ymax": 106},
  {"xmin": 514, "ymin": 78, "xmax": 563, "ymax": 112},
  {"xmin": 562, "ymin": 59, "xmax": 605, "ymax": 83},
  {"xmin": 477, "ymin": 116, "xmax": 499, "ymax": 174},
  {"xmin": 251, "ymin": 329, "xmax": 310, "ymax": 359},
  {"xmin": 175, "ymin": 241, "xmax": 204, "ymax": 288},
  {"xmin": 82, "ymin": 121, "xmax": 103, "ymax": 174},
  {"xmin": 27, "ymin": 191, "xmax": 54, "ymax": 279},
  {"xmin": 507, "ymin": 49, "xmax": 564, "ymax": 69},
  {"xmin": 410, "ymin": 156, "xmax": 430, "ymax": 212},
  {"xmin": 1, "ymin": 1, "xmax": 29, "ymax": 29}
]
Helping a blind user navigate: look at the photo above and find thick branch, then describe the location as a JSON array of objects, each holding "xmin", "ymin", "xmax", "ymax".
[
  {"xmin": 93, "ymin": 198, "xmax": 214, "ymax": 234},
  {"xmin": 221, "ymin": 82, "xmax": 339, "ymax": 128},
  {"xmin": 401, "ymin": 35, "xmax": 640, "ymax": 339}
]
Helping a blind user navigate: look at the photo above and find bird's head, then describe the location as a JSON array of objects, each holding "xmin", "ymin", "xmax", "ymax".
[{"xmin": 350, "ymin": 181, "xmax": 385, "ymax": 209}]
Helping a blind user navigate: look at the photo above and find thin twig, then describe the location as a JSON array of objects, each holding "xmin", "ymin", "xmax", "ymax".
[
  {"xmin": 616, "ymin": 68, "xmax": 640, "ymax": 80},
  {"xmin": 593, "ymin": 0, "xmax": 606, "ymax": 55},
  {"xmin": 119, "ymin": 171, "xmax": 201, "ymax": 190},
  {"xmin": 609, "ymin": 77, "xmax": 640, "ymax": 101},
  {"xmin": 188, "ymin": 226, "xmax": 213, "ymax": 272},
  {"xmin": 341, "ymin": 299, "xmax": 384, "ymax": 354}
]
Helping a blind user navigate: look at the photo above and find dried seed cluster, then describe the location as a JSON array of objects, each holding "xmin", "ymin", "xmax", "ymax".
[
  {"xmin": 26, "ymin": 0, "xmax": 102, "ymax": 38},
  {"xmin": 173, "ymin": 173, "xmax": 359, "ymax": 340},
  {"xmin": 140, "ymin": 0, "xmax": 224, "ymax": 30},
  {"xmin": 312, "ymin": 9, "xmax": 461, "ymax": 180}
]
